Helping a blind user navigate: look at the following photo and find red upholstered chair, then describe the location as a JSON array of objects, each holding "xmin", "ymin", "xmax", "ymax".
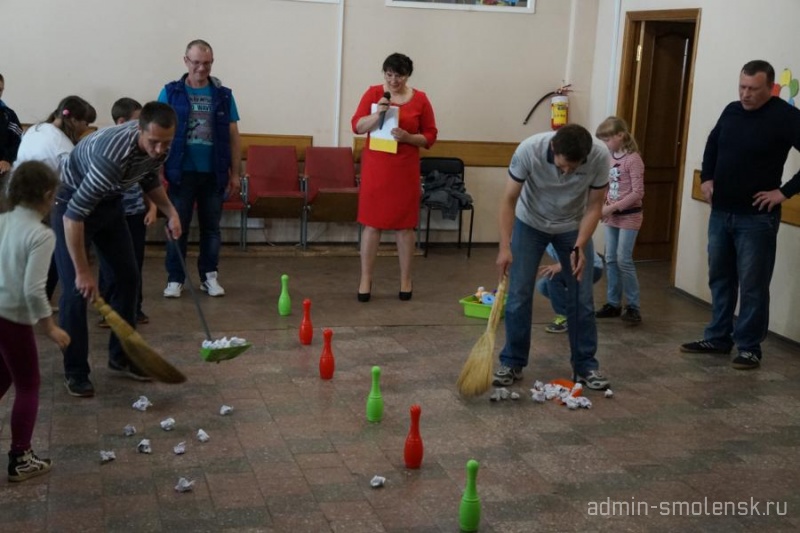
[
  {"xmin": 303, "ymin": 147, "xmax": 360, "ymax": 244},
  {"xmin": 241, "ymin": 145, "xmax": 307, "ymax": 248}
]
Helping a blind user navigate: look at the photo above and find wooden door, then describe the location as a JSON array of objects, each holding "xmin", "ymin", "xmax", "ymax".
[{"xmin": 617, "ymin": 11, "xmax": 699, "ymax": 265}]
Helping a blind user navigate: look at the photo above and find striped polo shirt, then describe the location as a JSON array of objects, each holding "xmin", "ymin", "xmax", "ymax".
[{"xmin": 60, "ymin": 121, "xmax": 164, "ymax": 221}]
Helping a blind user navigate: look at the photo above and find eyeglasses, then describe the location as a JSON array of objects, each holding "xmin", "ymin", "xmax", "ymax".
[
  {"xmin": 185, "ymin": 58, "xmax": 213, "ymax": 69},
  {"xmin": 384, "ymin": 72, "xmax": 407, "ymax": 81}
]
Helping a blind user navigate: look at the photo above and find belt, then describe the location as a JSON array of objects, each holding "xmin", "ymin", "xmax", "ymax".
[{"xmin": 615, "ymin": 207, "xmax": 642, "ymax": 215}]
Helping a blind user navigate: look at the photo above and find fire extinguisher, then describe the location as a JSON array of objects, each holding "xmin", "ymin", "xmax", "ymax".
[
  {"xmin": 523, "ymin": 84, "xmax": 572, "ymax": 129},
  {"xmin": 550, "ymin": 93, "xmax": 569, "ymax": 130}
]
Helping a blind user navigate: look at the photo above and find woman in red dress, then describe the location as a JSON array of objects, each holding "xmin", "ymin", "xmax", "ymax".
[{"xmin": 351, "ymin": 53, "xmax": 438, "ymax": 302}]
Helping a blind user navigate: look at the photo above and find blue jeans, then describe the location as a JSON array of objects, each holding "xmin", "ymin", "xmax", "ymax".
[
  {"xmin": 704, "ymin": 209, "xmax": 779, "ymax": 355},
  {"xmin": 165, "ymin": 172, "xmax": 223, "ymax": 283},
  {"xmin": 604, "ymin": 226, "xmax": 640, "ymax": 309},
  {"xmin": 500, "ymin": 218, "xmax": 599, "ymax": 376},
  {"xmin": 52, "ymin": 198, "xmax": 139, "ymax": 377},
  {"xmin": 536, "ymin": 262, "xmax": 603, "ymax": 316}
]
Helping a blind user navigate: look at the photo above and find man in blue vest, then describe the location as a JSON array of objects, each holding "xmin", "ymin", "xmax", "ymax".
[{"xmin": 159, "ymin": 39, "xmax": 241, "ymax": 298}]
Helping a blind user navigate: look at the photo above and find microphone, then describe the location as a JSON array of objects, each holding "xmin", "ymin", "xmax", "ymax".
[{"xmin": 378, "ymin": 91, "xmax": 391, "ymax": 129}]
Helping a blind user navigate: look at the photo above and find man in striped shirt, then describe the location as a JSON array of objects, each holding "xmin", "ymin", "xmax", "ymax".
[{"xmin": 52, "ymin": 101, "xmax": 182, "ymax": 398}]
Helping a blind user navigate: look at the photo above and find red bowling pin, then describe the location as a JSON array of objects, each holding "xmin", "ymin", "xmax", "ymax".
[
  {"xmin": 299, "ymin": 298, "xmax": 313, "ymax": 345},
  {"xmin": 404, "ymin": 404, "xmax": 424, "ymax": 469},
  {"xmin": 319, "ymin": 328, "xmax": 335, "ymax": 380}
]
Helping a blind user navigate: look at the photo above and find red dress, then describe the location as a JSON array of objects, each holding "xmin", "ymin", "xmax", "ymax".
[{"xmin": 352, "ymin": 85, "xmax": 438, "ymax": 229}]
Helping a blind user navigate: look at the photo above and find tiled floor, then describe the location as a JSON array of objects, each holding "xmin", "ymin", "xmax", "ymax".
[{"xmin": 1, "ymin": 245, "xmax": 799, "ymax": 532}]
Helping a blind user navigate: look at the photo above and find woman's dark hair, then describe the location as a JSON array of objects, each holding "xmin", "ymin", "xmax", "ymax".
[
  {"xmin": 382, "ymin": 53, "xmax": 414, "ymax": 77},
  {"xmin": 5, "ymin": 160, "xmax": 60, "ymax": 209},
  {"xmin": 46, "ymin": 96, "xmax": 94, "ymax": 144}
]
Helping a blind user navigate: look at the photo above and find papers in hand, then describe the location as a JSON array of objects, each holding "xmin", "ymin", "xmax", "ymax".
[{"xmin": 369, "ymin": 103, "xmax": 399, "ymax": 154}]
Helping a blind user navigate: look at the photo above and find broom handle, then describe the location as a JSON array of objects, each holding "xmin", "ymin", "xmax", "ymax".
[
  {"xmin": 486, "ymin": 274, "xmax": 508, "ymax": 332},
  {"xmin": 168, "ymin": 231, "xmax": 213, "ymax": 340}
]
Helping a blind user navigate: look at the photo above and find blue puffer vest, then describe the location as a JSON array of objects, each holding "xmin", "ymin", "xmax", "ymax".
[{"xmin": 163, "ymin": 74, "xmax": 232, "ymax": 192}]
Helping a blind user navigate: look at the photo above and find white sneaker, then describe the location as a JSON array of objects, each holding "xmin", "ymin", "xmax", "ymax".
[
  {"xmin": 201, "ymin": 272, "xmax": 225, "ymax": 297},
  {"xmin": 163, "ymin": 282, "xmax": 183, "ymax": 298}
]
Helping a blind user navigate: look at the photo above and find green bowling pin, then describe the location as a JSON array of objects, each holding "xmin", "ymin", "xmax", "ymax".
[
  {"xmin": 366, "ymin": 366, "xmax": 383, "ymax": 423},
  {"xmin": 459, "ymin": 459, "xmax": 480, "ymax": 532},
  {"xmin": 278, "ymin": 274, "xmax": 291, "ymax": 316}
]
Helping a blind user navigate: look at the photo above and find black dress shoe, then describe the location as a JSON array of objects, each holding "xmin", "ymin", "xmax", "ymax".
[
  {"xmin": 358, "ymin": 282, "xmax": 372, "ymax": 302},
  {"xmin": 399, "ymin": 289, "xmax": 412, "ymax": 301}
]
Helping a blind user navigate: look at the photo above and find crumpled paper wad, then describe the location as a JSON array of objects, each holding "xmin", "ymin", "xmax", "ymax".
[
  {"xmin": 160, "ymin": 417, "xmax": 176, "ymax": 431},
  {"xmin": 370, "ymin": 475, "xmax": 386, "ymax": 488},
  {"xmin": 175, "ymin": 477, "xmax": 195, "ymax": 493},
  {"xmin": 132, "ymin": 396, "xmax": 152, "ymax": 412},
  {"xmin": 173, "ymin": 441, "xmax": 186, "ymax": 455},
  {"xmin": 219, "ymin": 405, "xmax": 234, "ymax": 416},
  {"xmin": 196, "ymin": 429, "xmax": 210, "ymax": 442},
  {"xmin": 100, "ymin": 450, "xmax": 116, "ymax": 463},
  {"xmin": 564, "ymin": 396, "xmax": 593, "ymax": 410},
  {"xmin": 137, "ymin": 438, "xmax": 152, "ymax": 454},
  {"xmin": 123, "ymin": 424, "xmax": 137, "ymax": 437},
  {"xmin": 531, "ymin": 389, "xmax": 547, "ymax": 403},
  {"xmin": 489, "ymin": 387, "xmax": 520, "ymax": 402}
]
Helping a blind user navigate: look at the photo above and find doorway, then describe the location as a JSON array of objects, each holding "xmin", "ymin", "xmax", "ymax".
[{"xmin": 616, "ymin": 9, "xmax": 701, "ymax": 280}]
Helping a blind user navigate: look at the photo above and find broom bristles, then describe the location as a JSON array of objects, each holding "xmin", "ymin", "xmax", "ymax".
[
  {"xmin": 93, "ymin": 297, "xmax": 187, "ymax": 384},
  {"xmin": 457, "ymin": 275, "xmax": 508, "ymax": 397},
  {"xmin": 456, "ymin": 331, "xmax": 495, "ymax": 397}
]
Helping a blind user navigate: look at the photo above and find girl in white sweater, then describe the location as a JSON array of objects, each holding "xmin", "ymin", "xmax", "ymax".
[{"xmin": 0, "ymin": 161, "xmax": 70, "ymax": 482}]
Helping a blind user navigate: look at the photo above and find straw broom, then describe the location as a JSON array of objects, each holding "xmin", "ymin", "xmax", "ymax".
[
  {"xmin": 93, "ymin": 297, "xmax": 187, "ymax": 384},
  {"xmin": 457, "ymin": 275, "xmax": 508, "ymax": 397}
]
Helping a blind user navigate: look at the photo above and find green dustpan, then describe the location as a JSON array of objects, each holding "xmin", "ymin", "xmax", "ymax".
[
  {"xmin": 170, "ymin": 232, "xmax": 252, "ymax": 363},
  {"xmin": 200, "ymin": 342, "xmax": 252, "ymax": 363}
]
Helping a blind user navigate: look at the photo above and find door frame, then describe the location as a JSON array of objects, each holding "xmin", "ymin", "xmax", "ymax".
[{"xmin": 616, "ymin": 8, "xmax": 701, "ymax": 285}]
